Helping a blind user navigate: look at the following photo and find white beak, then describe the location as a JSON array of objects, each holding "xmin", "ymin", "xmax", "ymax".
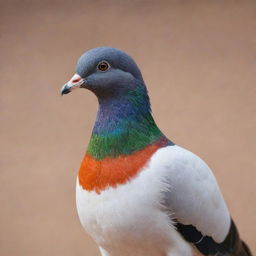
[{"xmin": 61, "ymin": 73, "xmax": 85, "ymax": 95}]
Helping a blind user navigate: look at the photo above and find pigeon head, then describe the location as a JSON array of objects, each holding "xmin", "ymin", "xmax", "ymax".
[
  {"xmin": 61, "ymin": 47, "xmax": 145, "ymax": 100},
  {"xmin": 60, "ymin": 47, "xmax": 169, "ymax": 160}
]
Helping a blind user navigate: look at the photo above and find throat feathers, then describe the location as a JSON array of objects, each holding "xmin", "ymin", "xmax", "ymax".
[{"xmin": 78, "ymin": 84, "xmax": 169, "ymax": 193}]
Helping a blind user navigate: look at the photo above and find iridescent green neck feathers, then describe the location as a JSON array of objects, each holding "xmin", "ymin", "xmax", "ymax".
[{"xmin": 87, "ymin": 85, "xmax": 166, "ymax": 160}]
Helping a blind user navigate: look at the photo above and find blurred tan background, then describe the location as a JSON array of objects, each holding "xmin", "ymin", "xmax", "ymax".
[{"xmin": 1, "ymin": 0, "xmax": 255, "ymax": 255}]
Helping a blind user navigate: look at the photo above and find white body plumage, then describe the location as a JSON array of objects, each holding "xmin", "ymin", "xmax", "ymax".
[{"xmin": 76, "ymin": 145, "xmax": 230, "ymax": 256}]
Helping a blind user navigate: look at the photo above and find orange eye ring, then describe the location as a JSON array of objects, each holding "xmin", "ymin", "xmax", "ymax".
[{"xmin": 97, "ymin": 61, "xmax": 110, "ymax": 72}]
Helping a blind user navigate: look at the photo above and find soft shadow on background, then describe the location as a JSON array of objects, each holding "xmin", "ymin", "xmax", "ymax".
[{"xmin": 1, "ymin": 0, "xmax": 255, "ymax": 255}]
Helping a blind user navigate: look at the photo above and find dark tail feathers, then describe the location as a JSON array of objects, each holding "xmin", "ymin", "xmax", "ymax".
[{"xmin": 237, "ymin": 240, "xmax": 253, "ymax": 256}]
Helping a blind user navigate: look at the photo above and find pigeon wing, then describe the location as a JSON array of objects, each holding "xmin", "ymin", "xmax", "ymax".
[{"xmin": 156, "ymin": 145, "xmax": 251, "ymax": 256}]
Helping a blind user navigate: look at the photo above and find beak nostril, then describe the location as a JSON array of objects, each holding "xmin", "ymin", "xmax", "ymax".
[{"xmin": 72, "ymin": 79, "xmax": 80, "ymax": 83}]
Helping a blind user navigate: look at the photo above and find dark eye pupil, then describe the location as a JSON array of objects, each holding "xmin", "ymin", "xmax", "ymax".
[{"xmin": 98, "ymin": 62, "xmax": 109, "ymax": 71}]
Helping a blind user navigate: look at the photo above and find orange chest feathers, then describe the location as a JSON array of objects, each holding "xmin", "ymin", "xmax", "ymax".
[{"xmin": 78, "ymin": 142, "xmax": 163, "ymax": 194}]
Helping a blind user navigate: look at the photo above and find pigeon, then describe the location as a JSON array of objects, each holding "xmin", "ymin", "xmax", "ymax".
[{"xmin": 61, "ymin": 47, "xmax": 252, "ymax": 256}]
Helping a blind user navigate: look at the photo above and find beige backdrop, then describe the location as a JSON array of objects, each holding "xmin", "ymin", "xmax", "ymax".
[{"xmin": 1, "ymin": 1, "xmax": 255, "ymax": 255}]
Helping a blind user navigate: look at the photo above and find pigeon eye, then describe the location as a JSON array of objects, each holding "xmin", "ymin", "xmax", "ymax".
[{"xmin": 97, "ymin": 61, "xmax": 110, "ymax": 72}]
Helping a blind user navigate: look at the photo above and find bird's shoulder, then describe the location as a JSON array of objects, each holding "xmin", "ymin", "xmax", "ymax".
[{"xmin": 150, "ymin": 145, "xmax": 231, "ymax": 242}]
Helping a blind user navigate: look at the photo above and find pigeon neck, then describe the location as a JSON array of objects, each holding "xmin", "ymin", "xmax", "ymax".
[{"xmin": 87, "ymin": 86, "xmax": 165, "ymax": 160}]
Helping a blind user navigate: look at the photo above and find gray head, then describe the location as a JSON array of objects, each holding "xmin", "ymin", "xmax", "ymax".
[{"xmin": 61, "ymin": 47, "xmax": 144, "ymax": 99}]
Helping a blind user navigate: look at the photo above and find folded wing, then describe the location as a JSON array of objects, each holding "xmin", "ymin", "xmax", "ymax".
[{"xmin": 155, "ymin": 145, "xmax": 251, "ymax": 256}]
